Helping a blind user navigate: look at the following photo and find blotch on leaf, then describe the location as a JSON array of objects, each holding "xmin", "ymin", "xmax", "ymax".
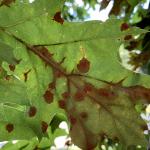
[
  {"xmin": 77, "ymin": 57, "xmax": 90, "ymax": 73},
  {"xmin": 41, "ymin": 121, "xmax": 48, "ymax": 133},
  {"xmin": 6, "ymin": 123, "xmax": 14, "ymax": 133},
  {"xmin": 28, "ymin": 106, "xmax": 37, "ymax": 117},
  {"xmin": 62, "ymin": 92, "xmax": 70, "ymax": 99},
  {"xmin": 124, "ymin": 35, "xmax": 133, "ymax": 40},
  {"xmin": 80, "ymin": 112, "xmax": 88, "ymax": 119},
  {"xmin": 53, "ymin": 11, "xmax": 64, "ymax": 24},
  {"xmin": 9, "ymin": 64, "xmax": 15, "ymax": 71},
  {"xmin": 83, "ymin": 83, "xmax": 93, "ymax": 93},
  {"xmin": 120, "ymin": 23, "xmax": 129, "ymax": 31},
  {"xmin": 43, "ymin": 90, "xmax": 53, "ymax": 104},
  {"xmin": 69, "ymin": 115, "xmax": 77, "ymax": 125},
  {"xmin": 58, "ymin": 100, "xmax": 66, "ymax": 109},
  {"xmin": 74, "ymin": 91, "xmax": 85, "ymax": 101}
]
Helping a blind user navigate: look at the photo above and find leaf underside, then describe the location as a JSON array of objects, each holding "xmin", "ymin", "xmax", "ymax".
[{"xmin": 0, "ymin": 0, "xmax": 149, "ymax": 149}]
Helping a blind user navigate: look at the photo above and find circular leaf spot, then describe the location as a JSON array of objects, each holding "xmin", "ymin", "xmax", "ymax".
[
  {"xmin": 58, "ymin": 100, "xmax": 66, "ymax": 109},
  {"xmin": 28, "ymin": 106, "xmax": 37, "ymax": 117},
  {"xmin": 43, "ymin": 90, "xmax": 53, "ymax": 104},
  {"xmin": 120, "ymin": 23, "xmax": 129, "ymax": 31},
  {"xmin": 6, "ymin": 123, "xmax": 14, "ymax": 133},
  {"xmin": 77, "ymin": 57, "xmax": 90, "ymax": 73},
  {"xmin": 80, "ymin": 112, "xmax": 88, "ymax": 119},
  {"xmin": 74, "ymin": 91, "xmax": 84, "ymax": 101}
]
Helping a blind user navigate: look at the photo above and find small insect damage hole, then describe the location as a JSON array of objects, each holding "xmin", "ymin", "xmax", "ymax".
[
  {"xmin": 24, "ymin": 69, "xmax": 31, "ymax": 82},
  {"xmin": 120, "ymin": 23, "xmax": 129, "ymax": 31},
  {"xmin": 74, "ymin": 91, "xmax": 85, "ymax": 101},
  {"xmin": 6, "ymin": 123, "xmax": 14, "ymax": 133},
  {"xmin": 43, "ymin": 90, "xmax": 54, "ymax": 104},
  {"xmin": 9, "ymin": 64, "xmax": 15, "ymax": 71},
  {"xmin": 58, "ymin": 100, "xmax": 66, "ymax": 109},
  {"xmin": 77, "ymin": 57, "xmax": 90, "ymax": 73},
  {"xmin": 53, "ymin": 11, "xmax": 64, "ymax": 24},
  {"xmin": 41, "ymin": 121, "xmax": 48, "ymax": 133},
  {"xmin": 28, "ymin": 106, "xmax": 37, "ymax": 117}
]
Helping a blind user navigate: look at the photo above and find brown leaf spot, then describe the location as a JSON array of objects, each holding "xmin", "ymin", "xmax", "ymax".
[
  {"xmin": 62, "ymin": 92, "xmax": 70, "ymax": 99},
  {"xmin": 98, "ymin": 88, "xmax": 115, "ymax": 98},
  {"xmin": 28, "ymin": 106, "xmax": 37, "ymax": 117},
  {"xmin": 58, "ymin": 100, "xmax": 66, "ymax": 109},
  {"xmin": 53, "ymin": 11, "xmax": 64, "ymax": 24},
  {"xmin": 124, "ymin": 35, "xmax": 133, "ymax": 40},
  {"xmin": 24, "ymin": 69, "xmax": 31, "ymax": 82},
  {"xmin": 69, "ymin": 115, "xmax": 77, "ymax": 125},
  {"xmin": 6, "ymin": 123, "xmax": 14, "ymax": 133},
  {"xmin": 120, "ymin": 23, "xmax": 129, "ymax": 31},
  {"xmin": 0, "ymin": 0, "xmax": 15, "ymax": 7},
  {"xmin": 83, "ymin": 83, "xmax": 93, "ymax": 93},
  {"xmin": 43, "ymin": 90, "xmax": 53, "ymax": 104},
  {"xmin": 9, "ymin": 64, "xmax": 15, "ymax": 71},
  {"xmin": 40, "ymin": 47, "xmax": 53, "ymax": 59},
  {"xmin": 41, "ymin": 121, "xmax": 48, "ymax": 133},
  {"xmin": 77, "ymin": 57, "xmax": 90, "ymax": 73},
  {"xmin": 80, "ymin": 112, "xmax": 88, "ymax": 119},
  {"xmin": 48, "ymin": 82, "xmax": 55, "ymax": 89},
  {"xmin": 74, "ymin": 91, "xmax": 85, "ymax": 101}
]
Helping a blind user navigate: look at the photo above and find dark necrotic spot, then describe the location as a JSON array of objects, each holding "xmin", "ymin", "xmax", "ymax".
[
  {"xmin": 6, "ymin": 123, "xmax": 14, "ymax": 133},
  {"xmin": 28, "ymin": 106, "xmax": 37, "ymax": 117},
  {"xmin": 48, "ymin": 82, "xmax": 55, "ymax": 89},
  {"xmin": 58, "ymin": 100, "xmax": 66, "ymax": 109},
  {"xmin": 9, "ymin": 64, "xmax": 15, "ymax": 71},
  {"xmin": 80, "ymin": 112, "xmax": 88, "ymax": 119},
  {"xmin": 24, "ymin": 69, "xmax": 31, "ymax": 82},
  {"xmin": 120, "ymin": 23, "xmax": 129, "ymax": 31},
  {"xmin": 43, "ymin": 90, "xmax": 53, "ymax": 104},
  {"xmin": 69, "ymin": 115, "xmax": 77, "ymax": 125},
  {"xmin": 74, "ymin": 91, "xmax": 84, "ymax": 101},
  {"xmin": 53, "ymin": 11, "xmax": 64, "ymax": 24},
  {"xmin": 124, "ymin": 35, "xmax": 132, "ymax": 40},
  {"xmin": 41, "ymin": 121, "xmax": 48, "ymax": 133},
  {"xmin": 77, "ymin": 57, "xmax": 90, "ymax": 73},
  {"xmin": 62, "ymin": 92, "xmax": 70, "ymax": 99}
]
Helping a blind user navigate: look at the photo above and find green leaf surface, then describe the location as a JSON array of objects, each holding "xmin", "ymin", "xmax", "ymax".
[{"xmin": 0, "ymin": 0, "xmax": 149, "ymax": 149}]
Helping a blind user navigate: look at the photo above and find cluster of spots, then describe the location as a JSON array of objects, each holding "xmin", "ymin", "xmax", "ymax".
[
  {"xmin": 24, "ymin": 69, "xmax": 31, "ymax": 82},
  {"xmin": 0, "ymin": 0, "xmax": 15, "ymax": 7},
  {"xmin": 124, "ymin": 85, "xmax": 150, "ymax": 102},
  {"xmin": 43, "ymin": 89, "xmax": 53, "ymax": 104},
  {"xmin": 74, "ymin": 91, "xmax": 85, "ymax": 101},
  {"xmin": 41, "ymin": 121, "xmax": 48, "ymax": 133},
  {"xmin": 6, "ymin": 123, "xmax": 14, "ymax": 133},
  {"xmin": 53, "ymin": 11, "xmax": 64, "ymax": 25},
  {"xmin": 77, "ymin": 57, "xmax": 90, "ymax": 73},
  {"xmin": 120, "ymin": 23, "xmax": 129, "ymax": 31},
  {"xmin": 98, "ymin": 88, "xmax": 116, "ymax": 99},
  {"xmin": 9, "ymin": 64, "xmax": 15, "ymax": 72},
  {"xmin": 58, "ymin": 92, "xmax": 70, "ymax": 109},
  {"xmin": 28, "ymin": 106, "xmax": 37, "ymax": 117}
]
